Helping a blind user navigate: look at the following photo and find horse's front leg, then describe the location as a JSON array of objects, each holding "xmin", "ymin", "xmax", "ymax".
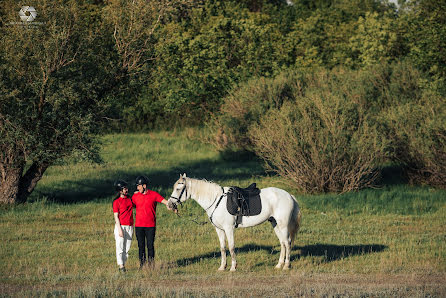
[
  {"xmin": 216, "ymin": 228, "xmax": 227, "ymax": 271},
  {"xmin": 225, "ymin": 228, "xmax": 237, "ymax": 271}
]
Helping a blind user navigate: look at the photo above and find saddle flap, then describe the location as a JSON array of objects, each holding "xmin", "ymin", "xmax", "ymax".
[{"xmin": 226, "ymin": 183, "xmax": 262, "ymax": 217}]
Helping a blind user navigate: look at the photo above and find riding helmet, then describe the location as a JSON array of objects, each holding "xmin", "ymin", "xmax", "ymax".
[
  {"xmin": 135, "ymin": 175, "xmax": 149, "ymax": 186},
  {"xmin": 114, "ymin": 180, "xmax": 128, "ymax": 192}
]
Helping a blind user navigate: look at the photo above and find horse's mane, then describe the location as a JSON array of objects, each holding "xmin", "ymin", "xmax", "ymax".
[{"xmin": 186, "ymin": 177, "xmax": 222, "ymax": 201}]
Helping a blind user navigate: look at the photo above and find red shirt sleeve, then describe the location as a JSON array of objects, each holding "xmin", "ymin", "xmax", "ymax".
[
  {"xmin": 154, "ymin": 191, "xmax": 165, "ymax": 203},
  {"xmin": 113, "ymin": 199, "xmax": 119, "ymax": 213}
]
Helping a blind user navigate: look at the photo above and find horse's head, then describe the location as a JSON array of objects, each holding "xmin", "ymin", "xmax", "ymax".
[{"xmin": 168, "ymin": 173, "xmax": 189, "ymax": 210}]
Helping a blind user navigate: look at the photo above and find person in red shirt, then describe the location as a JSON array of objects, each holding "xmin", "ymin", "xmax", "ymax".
[
  {"xmin": 112, "ymin": 180, "xmax": 133, "ymax": 273},
  {"xmin": 132, "ymin": 175, "xmax": 174, "ymax": 268}
]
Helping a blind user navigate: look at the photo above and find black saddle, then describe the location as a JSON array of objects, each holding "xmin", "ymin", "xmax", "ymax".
[{"xmin": 226, "ymin": 183, "xmax": 262, "ymax": 227}]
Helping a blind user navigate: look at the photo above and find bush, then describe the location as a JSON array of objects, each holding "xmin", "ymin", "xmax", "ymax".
[
  {"xmin": 213, "ymin": 63, "xmax": 445, "ymax": 192},
  {"xmin": 208, "ymin": 69, "xmax": 306, "ymax": 152},
  {"xmin": 249, "ymin": 68, "xmax": 386, "ymax": 193},
  {"xmin": 383, "ymin": 88, "xmax": 446, "ymax": 189}
]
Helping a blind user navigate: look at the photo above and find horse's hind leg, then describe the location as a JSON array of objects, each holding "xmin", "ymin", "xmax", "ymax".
[
  {"xmin": 273, "ymin": 226, "xmax": 285, "ymax": 269},
  {"xmin": 216, "ymin": 228, "xmax": 227, "ymax": 271},
  {"xmin": 274, "ymin": 225, "xmax": 292, "ymax": 270},
  {"xmin": 283, "ymin": 235, "xmax": 292, "ymax": 270}
]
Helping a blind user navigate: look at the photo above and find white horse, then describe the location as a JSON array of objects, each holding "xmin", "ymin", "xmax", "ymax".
[{"xmin": 168, "ymin": 174, "xmax": 302, "ymax": 271}]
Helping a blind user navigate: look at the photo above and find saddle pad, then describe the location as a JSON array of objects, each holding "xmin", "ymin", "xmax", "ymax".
[{"xmin": 226, "ymin": 185, "xmax": 262, "ymax": 216}]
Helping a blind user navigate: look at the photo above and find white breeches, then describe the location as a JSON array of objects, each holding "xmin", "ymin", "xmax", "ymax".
[{"xmin": 114, "ymin": 225, "xmax": 133, "ymax": 266}]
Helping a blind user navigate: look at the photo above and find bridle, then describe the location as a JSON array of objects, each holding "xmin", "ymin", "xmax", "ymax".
[
  {"xmin": 169, "ymin": 180, "xmax": 207, "ymax": 225},
  {"xmin": 169, "ymin": 179, "xmax": 227, "ymax": 229},
  {"xmin": 169, "ymin": 181, "xmax": 187, "ymax": 208}
]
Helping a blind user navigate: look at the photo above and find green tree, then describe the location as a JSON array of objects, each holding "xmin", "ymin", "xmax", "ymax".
[
  {"xmin": 143, "ymin": 2, "xmax": 287, "ymax": 127},
  {"xmin": 0, "ymin": 0, "xmax": 191, "ymax": 203},
  {"xmin": 400, "ymin": 0, "xmax": 446, "ymax": 85},
  {"xmin": 0, "ymin": 1, "xmax": 104, "ymax": 203},
  {"xmin": 349, "ymin": 12, "xmax": 399, "ymax": 67}
]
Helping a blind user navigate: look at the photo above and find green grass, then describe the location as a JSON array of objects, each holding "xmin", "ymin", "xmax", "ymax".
[{"xmin": 1, "ymin": 130, "xmax": 445, "ymax": 297}]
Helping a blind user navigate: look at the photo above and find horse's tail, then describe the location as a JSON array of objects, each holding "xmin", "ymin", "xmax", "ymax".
[{"xmin": 290, "ymin": 195, "xmax": 302, "ymax": 246}]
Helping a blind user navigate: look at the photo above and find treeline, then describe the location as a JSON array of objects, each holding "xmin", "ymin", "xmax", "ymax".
[
  {"xmin": 127, "ymin": 0, "xmax": 444, "ymax": 191},
  {"xmin": 109, "ymin": 0, "xmax": 446, "ymax": 129}
]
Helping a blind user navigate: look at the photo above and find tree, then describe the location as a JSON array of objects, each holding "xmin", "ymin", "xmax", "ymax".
[
  {"xmin": 0, "ymin": 0, "xmax": 192, "ymax": 203},
  {"xmin": 0, "ymin": 1, "xmax": 105, "ymax": 203},
  {"xmin": 400, "ymin": 0, "xmax": 446, "ymax": 85},
  {"xmin": 138, "ymin": 1, "xmax": 288, "ymax": 127},
  {"xmin": 349, "ymin": 12, "xmax": 399, "ymax": 67}
]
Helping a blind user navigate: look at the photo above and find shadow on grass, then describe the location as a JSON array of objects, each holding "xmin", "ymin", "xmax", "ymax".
[
  {"xmin": 293, "ymin": 243, "xmax": 387, "ymax": 262},
  {"xmin": 34, "ymin": 156, "xmax": 265, "ymax": 204},
  {"xmin": 175, "ymin": 243, "xmax": 387, "ymax": 267}
]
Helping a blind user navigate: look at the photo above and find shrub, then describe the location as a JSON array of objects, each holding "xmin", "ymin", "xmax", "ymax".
[
  {"xmin": 214, "ymin": 63, "xmax": 445, "ymax": 192},
  {"xmin": 383, "ymin": 89, "xmax": 446, "ymax": 189},
  {"xmin": 208, "ymin": 69, "xmax": 307, "ymax": 152},
  {"xmin": 249, "ymin": 69, "xmax": 386, "ymax": 193}
]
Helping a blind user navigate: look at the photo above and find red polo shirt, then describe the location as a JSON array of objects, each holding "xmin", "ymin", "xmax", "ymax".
[
  {"xmin": 112, "ymin": 196, "xmax": 134, "ymax": 226},
  {"xmin": 132, "ymin": 190, "xmax": 165, "ymax": 227}
]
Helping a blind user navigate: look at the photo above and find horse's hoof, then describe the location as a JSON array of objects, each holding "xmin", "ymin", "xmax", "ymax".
[
  {"xmin": 283, "ymin": 264, "xmax": 291, "ymax": 270},
  {"xmin": 275, "ymin": 264, "xmax": 283, "ymax": 269},
  {"xmin": 230, "ymin": 268, "xmax": 236, "ymax": 272},
  {"xmin": 218, "ymin": 267, "xmax": 225, "ymax": 271}
]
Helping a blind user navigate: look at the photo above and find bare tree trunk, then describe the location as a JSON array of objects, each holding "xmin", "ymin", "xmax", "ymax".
[
  {"xmin": 0, "ymin": 160, "xmax": 48, "ymax": 204},
  {"xmin": 16, "ymin": 162, "xmax": 50, "ymax": 203},
  {"xmin": 0, "ymin": 165, "xmax": 23, "ymax": 204}
]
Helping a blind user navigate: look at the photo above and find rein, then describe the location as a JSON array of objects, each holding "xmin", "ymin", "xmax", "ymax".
[
  {"xmin": 174, "ymin": 211, "xmax": 207, "ymax": 225},
  {"xmin": 170, "ymin": 181, "xmax": 207, "ymax": 225}
]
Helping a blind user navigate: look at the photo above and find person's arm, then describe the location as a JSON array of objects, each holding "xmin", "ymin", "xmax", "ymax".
[{"xmin": 114, "ymin": 212, "xmax": 123, "ymax": 237}]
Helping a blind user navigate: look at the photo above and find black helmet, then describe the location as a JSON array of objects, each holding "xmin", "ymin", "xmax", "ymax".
[
  {"xmin": 114, "ymin": 180, "xmax": 128, "ymax": 192},
  {"xmin": 135, "ymin": 175, "xmax": 149, "ymax": 186}
]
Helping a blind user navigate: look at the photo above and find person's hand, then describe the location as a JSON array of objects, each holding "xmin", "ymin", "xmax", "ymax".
[
  {"xmin": 118, "ymin": 229, "xmax": 123, "ymax": 238},
  {"xmin": 167, "ymin": 204, "xmax": 178, "ymax": 213}
]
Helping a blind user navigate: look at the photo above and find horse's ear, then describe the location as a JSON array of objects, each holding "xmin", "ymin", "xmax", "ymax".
[
  {"xmin": 179, "ymin": 173, "xmax": 182, "ymax": 178},
  {"xmin": 182, "ymin": 173, "xmax": 187, "ymax": 178}
]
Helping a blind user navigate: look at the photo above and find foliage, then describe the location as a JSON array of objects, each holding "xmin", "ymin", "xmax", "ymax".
[
  {"xmin": 119, "ymin": 0, "xmax": 402, "ymax": 127},
  {"xmin": 141, "ymin": 1, "xmax": 289, "ymax": 128},
  {"xmin": 0, "ymin": 0, "xmax": 193, "ymax": 203},
  {"xmin": 349, "ymin": 11, "xmax": 399, "ymax": 67},
  {"xmin": 399, "ymin": 0, "xmax": 446, "ymax": 85},
  {"xmin": 3, "ymin": 0, "xmax": 440, "ymax": 131},
  {"xmin": 2, "ymin": 0, "xmax": 445, "ymax": 202},
  {"xmin": 212, "ymin": 61, "xmax": 446, "ymax": 191},
  {"xmin": 382, "ymin": 84, "xmax": 446, "ymax": 189},
  {"xmin": 0, "ymin": 0, "xmax": 105, "ymax": 203},
  {"xmin": 208, "ymin": 70, "xmax": 303, "ymax": 152},
  {"xmin": 249, "ymin": 68, "xmax": 387, "ymax": 193}
]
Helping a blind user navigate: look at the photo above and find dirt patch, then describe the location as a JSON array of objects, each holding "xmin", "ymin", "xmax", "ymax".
[{"xmin": 2, "ymin": 272, "xmax": 444, "ymax": 297}]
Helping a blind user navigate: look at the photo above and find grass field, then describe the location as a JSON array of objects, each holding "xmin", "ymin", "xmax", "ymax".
[{"xmin": 1, "ymin": 130, "xmax": 445, "ymax": 297}]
